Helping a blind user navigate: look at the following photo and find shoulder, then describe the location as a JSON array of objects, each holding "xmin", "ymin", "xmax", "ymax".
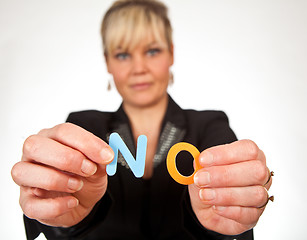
[
  {"xmin": 167, "ymin": 97, "xmax": 229, "ymax": 129},
  {"xmin": 183, "ymin": 109, "xmax": 231, "ymax": 134},
  {"xmin": 183, "ymin": 109, "xmax": 237, "ymax": 149},
  {"xmin": 67, "ymin": 110, "xmax": 113, "ymax": 123},
  {"xmin": 184, "ymin": 109, "xmax": 230, "ymax": 125}
]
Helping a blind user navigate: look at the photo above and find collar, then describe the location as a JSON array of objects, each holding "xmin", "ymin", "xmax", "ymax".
[{"xmin": 108, "ymin": 95, "xmax": 187, "ymax": 168}]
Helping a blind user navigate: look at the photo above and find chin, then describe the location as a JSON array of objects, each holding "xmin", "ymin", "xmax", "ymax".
[{"xmin": 128, "ymin": 94, "xmax": 166, "ymax": 108}]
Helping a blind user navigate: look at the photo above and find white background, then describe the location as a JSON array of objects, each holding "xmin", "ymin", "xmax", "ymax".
[{"xmin": 1, "ymin": 0, "xmax": 306, "ymax": 239}]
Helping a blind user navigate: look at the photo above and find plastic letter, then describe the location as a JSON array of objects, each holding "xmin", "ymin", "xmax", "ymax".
[
  {"xmin": 107, "ymin": 133, "xmax": 147, "ymax": 178},
  {"xmin": 166, "ymin": 142, "xmax": 202, "ymax": 185}
]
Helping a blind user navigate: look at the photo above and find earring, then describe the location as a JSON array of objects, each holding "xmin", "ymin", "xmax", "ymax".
[
  {"xmin": 169, "ymin": 71, "xmax": 174, "ymax": 86},
  {"xmin": 107, "ymin": 80, "xmax": 112, "ymax": 91}
]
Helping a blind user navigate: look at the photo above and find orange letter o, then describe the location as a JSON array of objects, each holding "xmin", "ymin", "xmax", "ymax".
[{"xmin": 166, "ymin": 142, "xmax": 201, "ymax": 185}]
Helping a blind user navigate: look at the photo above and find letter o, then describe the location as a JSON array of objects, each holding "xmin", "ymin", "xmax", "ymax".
[{"xmin": 166, "ymin": 142, "xmax": 202, "ymax": 185}]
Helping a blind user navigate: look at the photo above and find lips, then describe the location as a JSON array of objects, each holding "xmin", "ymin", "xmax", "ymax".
[{"xmin": 130, "ymin": 82, "xmax": 153, "ymax": 91}]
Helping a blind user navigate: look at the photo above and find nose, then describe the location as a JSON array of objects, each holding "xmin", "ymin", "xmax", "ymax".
[{"xmin": 132, "ymin": 54, "xmax": 147, "ymax": 75}]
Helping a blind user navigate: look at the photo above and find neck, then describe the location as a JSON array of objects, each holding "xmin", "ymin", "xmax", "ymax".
[
  {"xmin": 123, "ymin": 94, "xmax": 169, "ymax": 179},
  {"xmin": 123, "ymin": 94, "xmax": 168, "ymax": 138}
]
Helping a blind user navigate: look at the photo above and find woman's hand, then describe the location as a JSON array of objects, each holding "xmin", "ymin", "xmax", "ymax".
[
  {"xmin": 11, "ymin": 123, "xmax": 114, "ymax": 227},
  {"xmin": 188, "ymin": 140, "xmax": 272, "ymax": 235}
]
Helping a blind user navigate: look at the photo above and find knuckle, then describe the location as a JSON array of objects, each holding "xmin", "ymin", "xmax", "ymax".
[
  {"xmin": 59, "ymin": 149, "xmax": 83, "ymax": 171},
  {"xmin": 11, "ymin": 163, "xmax": 22, "ymax": 183},
  {"xmin": 221, "ymin": 167, "xmax": 232, "ymax": 186},
  {"xmin": 22, "ymin": 200, "xmax": 36, "ymax": 219},
  {"xmin": 48, "ymin": 201, "xmax": 63, "ymax": 218},
  {"xmin": 37, "ymin": 128, "xmax": 49, "ymax": 136},
  {"xmin": 223, "ymin": 188, "xmax": 236, "ymax": 204},
  {"xmin": 53, "ymin": 122, "xmax": 77, "ymax": 140},
  {"xmin": 53, "ymin": 123, "xmax": 70, "ymax": 139},
  {"xmin": 21, "ymin": 195, "xmax": 64, "ymax": 220},
  {"xmin": 244, "ymin": 139, "xmax": 259, "ymax": 159},
  {"xmin": 232, "ymin": 206, "xmax": 243, "ymax": 222},
  {"xmin": 259, "ymin": 149, "xmax": 266, "ymax": 161},
  {"xmin": 254, "ymin": 161, "xmax": 267, "ymax": 184},
  {"xmin": 255, "ymin": 186, "xmax": 267, "ymax": 205},
  {"xmin": 58, "ymin": 149, "xmax": 74, "ymax": 169},
  {"xmin": 44, "ymin": 174, "xmax": 60, "ymax": 191},
  {"xmin": 23, "ymin": 135, "xmax": 39, "ymax": 156}
]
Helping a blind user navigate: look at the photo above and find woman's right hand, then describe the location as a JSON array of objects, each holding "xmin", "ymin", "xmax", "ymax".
[{"xmin": 11, "ymin": 123, "xmax": 114, "ymax": 227}]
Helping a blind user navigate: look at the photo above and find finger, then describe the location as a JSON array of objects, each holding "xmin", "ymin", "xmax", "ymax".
[
  {"xmin": 23, "ymin": 134, "xmax": 98, "ymax": 177},
  {"xmin": 20, "ymin": 187, "xmax": 79, "ymax": 221},
  {"xmin": 12, "ymin": 162, "xmax": 83, "ymax": 193},
  {"xmin": 213, "ymin": 205, "xmax": 261, "ymax": 226},
  {"xmin": 198, "ymin": 186, "xmax": 268, "ymax": 208},
  {"xmin": 32, "ymin": 188, "xmax": 48, "ymax": 198},
  {"xmin": 198, "ymin": 208, "xmax": 254, "ymax": 236},
  {"xmin": 258, "ymin": 149, "xmax": 266, "ymax": 164},
  {"xmin": 38, "ymin": 123, "xmax": 114, "ymax": 164},
  {"xmin": 194, "ymin": 160, "xmax": 267, "ymax": 188},
  {"xmin": 199, "ymin": 139, "xmax": 264, "ymax": 167}
]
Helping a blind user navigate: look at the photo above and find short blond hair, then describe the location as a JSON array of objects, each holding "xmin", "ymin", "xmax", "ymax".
[{"xmin": 101, "ymin": 0, "xmax": 173, "ymax": 56}]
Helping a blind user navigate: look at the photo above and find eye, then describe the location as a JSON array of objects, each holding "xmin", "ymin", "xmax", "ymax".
[
  {"xmin": 115, "ymin": 52, "xmax": 130, "ymax": 60},
  {"xmin": 146, "ymin": 48, "xmax": 161, "ymax": 57}
]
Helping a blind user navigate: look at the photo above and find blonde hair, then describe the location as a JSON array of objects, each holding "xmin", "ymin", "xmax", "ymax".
[{"xmin": 101, "ymin": 0, "xmax": 173, "ymax": 56}]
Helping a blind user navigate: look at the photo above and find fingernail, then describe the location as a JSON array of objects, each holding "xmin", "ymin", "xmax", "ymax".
[
  {"xmin": 68, "ymin": 178, "xmax": 83, "ymax": 191},
  {"xmin": 67, "ymin": 198, "xmax": 79, "ymax": 209},
  {"xmin": 199, "ymin": 151, "xmax": 214, "ymax": 166},
  {"xmin": 81, "ymin": 159, "xmax": 97, "ymax": 175},
  {"xmin": 100, "ymin": 148, "xmax": 114, "ymax": 164},
  {"xmin": 194, "ymin": 171, "xmax": 210, "ymax": 187},
  {"xmin": 199, "ymin": 189, "xmax": 216, "ymax": 201}
]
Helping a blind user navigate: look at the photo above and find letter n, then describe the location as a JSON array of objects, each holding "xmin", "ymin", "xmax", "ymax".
[{"xmin": 106, "ymin": 132, "xmax": 147, "ymax": 178}]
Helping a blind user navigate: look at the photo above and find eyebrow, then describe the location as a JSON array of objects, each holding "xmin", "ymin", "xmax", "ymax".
[
  {"xmin": 113, "ymin": 41, "xmax": 166, "ymax": 53},
  {"xmin": 147, "ymin": 41, "xmax": 166, "ymax": 48},
  {"xmin": 148, "ymin": 41, "xmax": 158, "ymax": 46}
]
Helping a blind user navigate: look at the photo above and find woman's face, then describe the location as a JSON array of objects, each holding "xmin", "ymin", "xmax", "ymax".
[{"xmin": 106, "ymin": 35, "xmax": 174, "ymax": 108}]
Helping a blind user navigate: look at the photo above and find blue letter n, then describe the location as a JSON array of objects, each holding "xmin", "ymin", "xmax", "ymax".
[{"xmin": 106, "ymin": 132, "xmax": 147, "ymax": 178}]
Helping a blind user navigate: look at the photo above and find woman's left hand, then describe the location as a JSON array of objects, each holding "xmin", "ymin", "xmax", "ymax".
[{"xmin": 188, "ymin": 140, "xmax": 272, "ymax": 235}]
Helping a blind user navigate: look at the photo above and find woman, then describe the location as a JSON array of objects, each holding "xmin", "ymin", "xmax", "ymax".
[{"xmin": 11, "ymin": 0, "xmax": 273, "ymax": 239}]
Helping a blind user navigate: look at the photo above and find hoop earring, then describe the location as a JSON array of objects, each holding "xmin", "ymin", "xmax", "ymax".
[{"xmin": 169, "ymin": 71, "xmax": 174, "ymax": 86}]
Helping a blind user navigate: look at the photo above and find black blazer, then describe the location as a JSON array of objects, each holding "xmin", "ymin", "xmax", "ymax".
[{"xmin": 24, "ymin": 96, "xmax": 253, "ymax": 240}]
